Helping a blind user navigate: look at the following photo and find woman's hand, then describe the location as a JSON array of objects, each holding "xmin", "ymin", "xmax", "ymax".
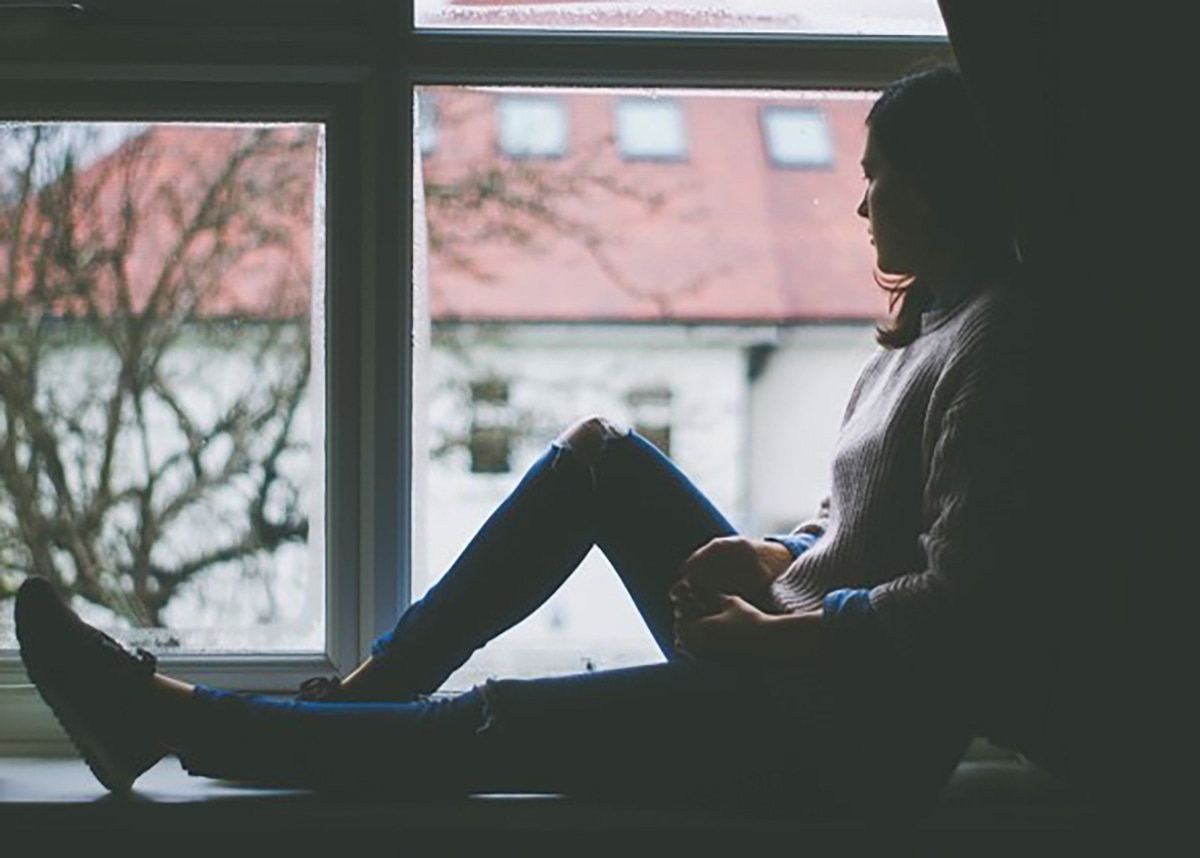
[
  {"xmin": 669, "ymin": 536, "xmax": 793, "ymax": 615},
  {"xmin": 674, "ymin": 598, "xmax": 824, "ymax": 665},
  {"xmin": 673, "ymin": 593, "xmax": 769, "ymax": 661}
]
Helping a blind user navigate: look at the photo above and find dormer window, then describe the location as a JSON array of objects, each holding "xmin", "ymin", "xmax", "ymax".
[
  {"xmin": 761, "ymin": 107, "xmax": 833, "ymax": 168},
  {"xmin": 498, "ymin": 96, "xmax": 568, "ymax": 159},
  {"xmin": 615, "ymin": 98, "xmax": 687, "ymax": 161}
]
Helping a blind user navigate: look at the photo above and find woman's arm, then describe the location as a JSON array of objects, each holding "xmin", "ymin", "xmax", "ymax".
[{"xmin": 673, "ymin": 594, "xmax": 824, "ymax": 665}]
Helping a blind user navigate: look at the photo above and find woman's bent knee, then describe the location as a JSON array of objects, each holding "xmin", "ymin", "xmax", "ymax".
[{"xmin": 555, "ymin": 416, "xmax": 630, "ymax": 467}]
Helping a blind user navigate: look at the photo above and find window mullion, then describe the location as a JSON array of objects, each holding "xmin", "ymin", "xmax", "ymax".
[{"xmin": 358, "ymin": 10, "xmax": 413, "ymax": 659}]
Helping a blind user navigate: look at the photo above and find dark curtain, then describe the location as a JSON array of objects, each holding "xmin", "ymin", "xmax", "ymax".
[{"xmin": 939, "ymin": 0, "xmax": 1166, "ymax": 819}]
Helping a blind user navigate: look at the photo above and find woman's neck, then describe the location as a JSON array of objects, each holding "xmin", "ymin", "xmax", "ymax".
[{"xmin": 917, "ymin": 253, "xmax": 992, "ymax": 309}]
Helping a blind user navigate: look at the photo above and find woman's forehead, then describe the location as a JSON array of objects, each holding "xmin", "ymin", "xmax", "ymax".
[{"xmin": 861, "ymin": 131, "xmax": 884, "ymax": 169}]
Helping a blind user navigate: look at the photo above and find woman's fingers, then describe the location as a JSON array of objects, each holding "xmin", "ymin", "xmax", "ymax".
[
  {"xmin": 674, "ymin": 537, "xmax": 725, "ymax": 589},
  {"xmin": 672, "ymin": 582, "xmax": 725, "ymax": 622},
  {"xmin": 672, "ymin": 593, "xmax": 704, "ymax": 623},
  {"xmin": 668, "ymin": 577, "xmax": 691, "ymax": 602},
  {"xmin": 673, "ymin": 619, "xmax": 699, "ymax": 659}
]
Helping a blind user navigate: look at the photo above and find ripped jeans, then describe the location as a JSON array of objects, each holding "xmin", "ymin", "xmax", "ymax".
[{"xmin": 175, "ymin": 427, "xmax": 968, "ymax": 810}]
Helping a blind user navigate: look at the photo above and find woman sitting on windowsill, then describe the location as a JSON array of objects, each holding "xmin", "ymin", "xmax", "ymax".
[{"xmin": 16, "ymin": 65, "xmax": 1046, "ymax": 817}]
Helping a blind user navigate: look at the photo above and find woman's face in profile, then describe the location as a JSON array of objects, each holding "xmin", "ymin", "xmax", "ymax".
[{"xmin": 857, "ymin": 129, "xmax": 932, "ymax": 277}]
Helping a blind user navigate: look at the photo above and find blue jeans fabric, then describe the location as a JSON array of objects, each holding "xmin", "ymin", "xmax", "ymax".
[
  {"xmin": 175, "ymin": 431, "xmax": 968, "ymax": 810},
  {"xmin": 369, "ymin": 428, "xmax": 736, "ymax": 690}
]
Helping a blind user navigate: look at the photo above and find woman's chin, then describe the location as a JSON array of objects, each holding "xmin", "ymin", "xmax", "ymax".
[{"xmin": 875, "ymin": 256, "xmax": 914, "ymax": 278}]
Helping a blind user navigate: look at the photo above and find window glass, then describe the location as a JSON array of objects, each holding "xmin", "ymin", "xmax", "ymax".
[
  {"xmin": 468, "ymin": 379, "xmax": 514, "ymax": 474},
  {"xmin": 627, "ymin": 386, "xmax": 673, "ymax": 455},
  {"xmin": 616, "ymin": 98, "xmax": 687, "ymax": 161},
  {"xmin": 414, "ymin": 86, "xmax": 885, "ymax": 688},
  {"xmin": 762, "ymin": 107, "xmax": 834, "ymax": 168},
  {"xmin": 416, "ymin": 0, "xmax": 947, "ymax": 36},
  {"xmin": 498, "ymin": 96, "xmax": 569, "ymax": 159},
  {"xmin": 0, "ymin": 122, "xmax": 325, "ymax": 654}
]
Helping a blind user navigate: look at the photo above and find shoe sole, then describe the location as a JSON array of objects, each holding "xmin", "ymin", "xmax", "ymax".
[{"xmin": 23, "ymin": 657, "xmax": 138, "ymax": 793}]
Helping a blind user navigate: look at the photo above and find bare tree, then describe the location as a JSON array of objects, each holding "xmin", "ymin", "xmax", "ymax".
[
  {"xmin": 0, "ymin": 91, "xmax": 712, "ymax": 629},
  {"xmin": 0, "ymin": 123, "xmax": 315, "ymax": 627}
]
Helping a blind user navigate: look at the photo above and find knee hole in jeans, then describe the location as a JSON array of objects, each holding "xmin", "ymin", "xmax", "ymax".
[{"xmin": 553, "ymin": 416, "xmax": 630, "ymax": 469}]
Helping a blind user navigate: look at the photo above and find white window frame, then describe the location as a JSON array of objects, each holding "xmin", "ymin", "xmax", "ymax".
[{"xmin": 0, "ymin": 0, "xmax": 949, "ymax": 752}]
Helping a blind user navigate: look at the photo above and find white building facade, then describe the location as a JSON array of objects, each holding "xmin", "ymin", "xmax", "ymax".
[{"xmin": 417, "ymin": 321, "xmax": 878, "ymax": 687}]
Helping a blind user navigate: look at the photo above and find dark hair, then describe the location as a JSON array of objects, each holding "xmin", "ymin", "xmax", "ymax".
[{"xmin": 868, "ymin": 64, "xmax": 1018, "ymax": 348}]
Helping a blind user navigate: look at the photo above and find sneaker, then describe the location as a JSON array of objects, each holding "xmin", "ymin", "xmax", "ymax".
[
  {"xmin": 294, "ymin": 669, "xmax": 426, "ymax": 704},
  {"xmin": 15, "ymin": 577, "xmax": 167, "ymax": 792},
  {"xmin": 295, "ymin": 674, "xmax": 343, "ymax": 703}
]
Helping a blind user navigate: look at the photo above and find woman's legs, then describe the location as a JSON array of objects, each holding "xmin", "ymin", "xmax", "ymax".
[
  {"xmin": 173, "ymin": 662, "xmax": 814, "ymax": 805},
  {"xmin": 158, "ymin": 661, "xmax": 965, "ymax": 812},
  {"xmin": 343, "ymin": 417, "xmax": 737, "ymax": 701},
  {"xmin": 16, "ymin": 575, "xmax": 967, "ymax": 809}
]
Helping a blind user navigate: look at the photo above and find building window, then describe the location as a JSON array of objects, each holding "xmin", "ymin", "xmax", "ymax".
[
  {"xmin": 761, "ymin": 107, "xmax": 834, "ymax": 168},
  {"xmin": 468, "ymin": 379, "xmax": 514, "ymax": 474},
  {"xmin": 627, "ymin": 386, "xmax": 673, "ymax": 457},
  {"xmin": 418, "ymin": 90, "xmax": 438, "ymax": 156},
  {"xmin": 498, "ymin": 96, "xmax": 569, "ymax": 159},
  {"xmin": 615, "ymin": 97, "xmax": 687, "ymax": 161}
]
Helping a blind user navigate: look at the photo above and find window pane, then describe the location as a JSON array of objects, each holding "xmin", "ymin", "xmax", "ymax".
[
  {"xmin": 0, "ymin": 122, "xmax": 325, "ymax": 654},
  {"xmin": 762, "ymin": 107, "xmax": 834, "ymax": 168},
  {"xmin": 498, "ymin": 96, "xmax": 569, "ymax": 158},
  {"xmin": 616, "ymin": 98, "xmax": 687, "ymax": 161},
  {"xmin": 417, "ymin": 0, "xmax": 946, "ymax": 36},
  {"xmin": 414, "ymin": 87, "xmax": 885, "ymax": 688}
]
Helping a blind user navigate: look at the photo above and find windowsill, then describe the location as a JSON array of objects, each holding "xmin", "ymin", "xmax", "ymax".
[{"xmin": 0, "ymin": 754, "xmax": 1094, "ymax": 840}]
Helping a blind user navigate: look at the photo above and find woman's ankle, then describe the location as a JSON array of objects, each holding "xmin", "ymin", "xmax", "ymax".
[
  {"xmin": 335, "ymin": 655, "xmax": 421, "ymax": 702},
  {"xmin": 151, "ymin": 673, "xmax": 197, "ymax": 751}
]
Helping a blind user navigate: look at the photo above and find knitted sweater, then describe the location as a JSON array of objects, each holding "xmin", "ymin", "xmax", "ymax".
[{"xmin": 769, "ymin": 283, "xmax": 1032, "ymax": 693}]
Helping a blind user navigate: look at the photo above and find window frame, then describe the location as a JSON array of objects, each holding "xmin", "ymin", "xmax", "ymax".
[{"xmin": 0, "ymin": 0, "xmax": 950, "ymax": 751}]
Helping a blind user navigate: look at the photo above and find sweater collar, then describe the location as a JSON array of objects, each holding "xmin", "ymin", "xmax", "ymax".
[{"xmin": 920, "ymin": 278, "xmax": 984, "ymax": 335}]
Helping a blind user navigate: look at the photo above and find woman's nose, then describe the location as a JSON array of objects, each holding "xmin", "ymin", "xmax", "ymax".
[{"xmin": 856, "ymin": 192, "xmax": 868, "ymax": 219}]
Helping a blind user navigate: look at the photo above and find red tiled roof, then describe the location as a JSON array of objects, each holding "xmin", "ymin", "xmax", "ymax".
[
  {"xmin": 0, "ymin": 125, "xmax": 315, "ymax": 321},
  {"xmin": 424, "ymin": 89, "xmax": 885, "ymax": 322},
  {"xmin": 6, "ymin": 90, "xmax": 887, "ymax": 324}
]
